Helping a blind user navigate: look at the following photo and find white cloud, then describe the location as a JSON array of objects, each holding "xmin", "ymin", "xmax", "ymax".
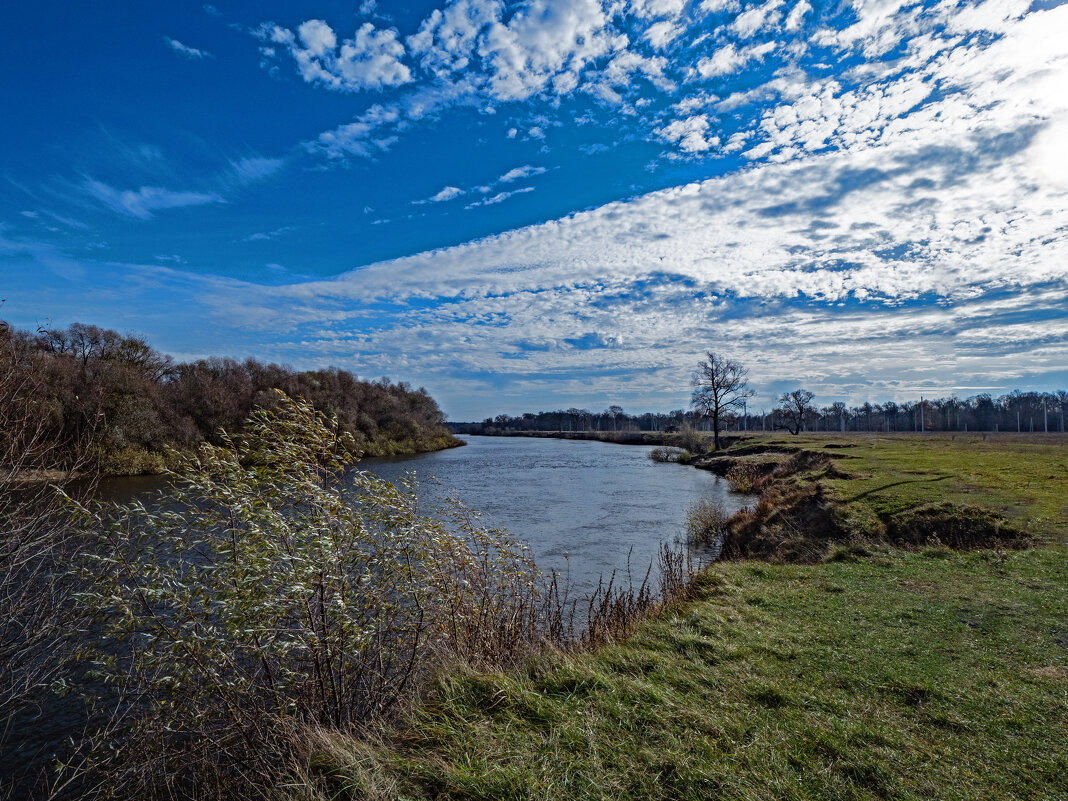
[
  {"xmin": 699, "ymin": 0, "xmax": 741, "ymax": 13},
  {"xmin": 499, "ymin": 164, "xmax": 547, "ymax": 182},
  {"xmin": 730, "ymin": 0, "xmax": 784, "ymax": 38},
  {"xmin": 656, "ymin": 114, "xmax": 719, "ymax": 152},
  {"xmin": 230, "ymin": 156, "xmax": 285, "ymax": 182},
  {"xmin": 164, "ymin": 37, "xmax": 212, "ymax": 59},
  {"xmin": 312, "ymin": 103, "xmax": 403, "ymax": 158},
  {"xmin": 695, "ymin": 41, "xmax": 776, "ymax": 78},
  {"xmin": 432, "ymin": 185, "xmax": 465, "ymax": 201},
  {"xmin": 643, "ymin": 20, "xmax": 684, "ymax": 48},
  {"xmin": 276, "ymin": 81, "xmax": 1065, "ymax": 313},
  {"xmin": 601, "ymin": 51, "xmax": 675, "ymax": 92},
  {"xmin": 84, "ymin": 180, "xmax": 223, "ymax": 219},
  {"xmin": 478, "ymin": 0, "xmax": 616, "ymax": 101},
  {"xmin": 630, "ymin": 0, "xmax": 687, "ymax": 19},
  {"xmin": 716, "ymin": 82, "xmax": 779, "ymax": 111},
  {"xmin": 738, "ymin": 1, "xmax": 1068, "ymax": 165},
  {"xmin": 244, "ymin": 226, "xmax": 293, "ymax": 242},
  {"xmin": 269, "ymin": 19, "xmax": 412, "ymax": 91},
  {"xmin": 674, "ymin": 91, "xmax": 718, "ymax": 114},
  {"xmin": 416, "ymin": 185, "xmax": 466, "ymax": 204},
  {"xmin": 784, "ymin": 0, "xmax": 811, "ymax": 31},
  {"xmin": 409, "ymin": 164, "xmax": 546, "ymax": 206},
  {"xmin": 464, "ymin": 185, "xmax": 535, "ymax": 208},
  {"xmin": 408, "ymin": 0, "xmax": 502, "ymax": 78},
  {"xmin": 813, "ymin": 0, "xmax": 929, "ymax": 57},
  {"xmin": 1027, "ymin": 116, "xmax": 1068, "ymax": 190}
]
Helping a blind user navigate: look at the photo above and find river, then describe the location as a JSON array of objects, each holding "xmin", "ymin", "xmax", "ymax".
[{"xmin": 359, "ymin": 435, "xmax": 747, "ymax": 592}]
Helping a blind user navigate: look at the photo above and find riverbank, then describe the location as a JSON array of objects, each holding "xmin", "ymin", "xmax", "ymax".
[{"xmin": 299, "ymin": 433, "xmax": 1068, "ymax": 800}]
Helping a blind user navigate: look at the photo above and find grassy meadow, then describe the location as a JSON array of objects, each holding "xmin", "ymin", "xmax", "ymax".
[
  {"xmin": 308, "ymin": 433, "xmax": 1068, "ymax": 800},
  {"xmin": 768, "ymin": 433, "xmax": 1068, "ymax": 542}
]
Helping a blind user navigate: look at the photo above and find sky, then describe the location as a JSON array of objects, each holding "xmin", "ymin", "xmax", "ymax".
[{"xmin": 1, "ymin": 0, "xmax": 1066, "ymax": 420}]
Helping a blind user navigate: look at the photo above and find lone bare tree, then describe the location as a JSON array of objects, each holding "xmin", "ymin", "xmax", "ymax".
[
  {"xmin": 777, "ymin": 389, "xmax": 816, "ymax": 434},
  {"xmin": 690, "ymin": 352, "xmax": 753, "ymax": 451}
]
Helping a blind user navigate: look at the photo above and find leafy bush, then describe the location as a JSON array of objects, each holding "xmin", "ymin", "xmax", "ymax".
[{"xmin": 69, "ymin": 392, "xmax": 542, "ymax": 798}]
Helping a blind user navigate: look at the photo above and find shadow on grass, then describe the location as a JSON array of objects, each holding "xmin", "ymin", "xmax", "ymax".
[{"xmin": 844, "ymin": 474, "xmax": 953, "ymax": 502}]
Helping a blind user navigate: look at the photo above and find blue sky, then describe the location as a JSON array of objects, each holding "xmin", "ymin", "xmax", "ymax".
[{"xmin": 2, "ymin": 0, "xmax": 1066, "ymax": 419}]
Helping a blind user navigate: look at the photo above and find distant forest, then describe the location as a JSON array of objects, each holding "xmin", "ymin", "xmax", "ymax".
[
  {"xmin": 0, "ymin": 320, "xmax": 459, "ymax": 475},
  {"xmin": 452, "ymin": 391, "xmax": 1068, "ymax": 436}
]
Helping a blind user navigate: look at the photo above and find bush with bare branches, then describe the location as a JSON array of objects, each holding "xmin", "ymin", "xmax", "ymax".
[
  {"xmin": 0, "ymin": 322, "xmax": 99, "ymax": 795},
  {"xmin": 67, "ymin": 392, "xmax": 546, "ymax": 798}
]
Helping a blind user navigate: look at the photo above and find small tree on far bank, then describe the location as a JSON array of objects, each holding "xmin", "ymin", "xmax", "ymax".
[
  {"xmin": 690, "ymin": 352, "xmax": 753, "ymax": 451},
  {"xmin": 777, "ymin": 389, "xmax": 816, "ymax": 434}
]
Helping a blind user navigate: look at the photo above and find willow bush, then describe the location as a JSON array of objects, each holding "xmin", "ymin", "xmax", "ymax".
[{"xmin": 69, "ymin": 392, "xmax": 543, "ymax": 798}]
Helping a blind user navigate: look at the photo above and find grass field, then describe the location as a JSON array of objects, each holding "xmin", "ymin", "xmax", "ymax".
[
  {"xmin": 306, "ymin": 434, "xmax": 1068, "ymax": 801},
  {"xmin": 749, "ymin": 433, "xmax": 1068, "ymax": 543}
]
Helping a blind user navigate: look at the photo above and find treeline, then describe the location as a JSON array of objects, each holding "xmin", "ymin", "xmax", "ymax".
[
  {"xmin": 1, "ymin": 320, "xmax": 459, "ymax": 474},
  {"xmin": 451, "ymin": 391, "xmax": 1068, "ymax": 436}
]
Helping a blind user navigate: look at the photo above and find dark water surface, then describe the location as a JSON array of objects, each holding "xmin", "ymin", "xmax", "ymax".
[{"xmin": 3, "ymin": 435, "xmax": 748, "ymax": 796}]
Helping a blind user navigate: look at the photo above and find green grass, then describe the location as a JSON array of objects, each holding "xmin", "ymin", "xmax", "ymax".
[
  {"xmin": 318, "ymin": 550, "xmax": 1068, "ymax": 800},
  {"xmin": 305, "ymin": 435, "xmax": 1068, "ymax": 800},
  {"xmin": 731, "ymin": 433, "xmax": 1068, "ymax": 543}
]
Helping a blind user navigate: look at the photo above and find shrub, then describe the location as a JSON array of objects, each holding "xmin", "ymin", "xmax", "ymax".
[
  {"xmin": 685, "ymin": 497, "xmax": 730, "ymax": 546},
  {"xmin": 69, "ymin": 392, "xmax": 543, "ymax": 798},
  {"xmin": 674, "ymin": 425, "xmax": 704, "ymax": 454},
  {"xmin": 725, "ymin": 461, "xmax": 764, "ymax": 493},
  {"xmin": 648, "ymin": 446, "xmax": 690, "ymax": 464},
  {"xmin": 97, "ymin": 445, "xmax": 168, "ymax": 475}
]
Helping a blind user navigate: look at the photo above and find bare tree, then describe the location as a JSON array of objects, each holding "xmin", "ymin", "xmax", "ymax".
[
  {"xmin": 777, "ymin": 389, "xmax": 816, "ymax": 435},
  {"xmin": 690, "ymin": 352, "xmax": 753, "ymax": 451}
]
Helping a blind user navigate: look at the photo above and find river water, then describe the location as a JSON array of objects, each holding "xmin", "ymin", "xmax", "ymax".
[
  {"xmin": 360, "ymin": 435, "xmax": 747, "ymax": 592},
  {"xmin": 3, "ymin": 435, "xmax": 748, "ymax": 797}
]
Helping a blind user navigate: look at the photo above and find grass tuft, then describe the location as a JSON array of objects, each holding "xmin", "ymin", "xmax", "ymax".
[{"xmin": 685, "ymin": 497, "xmax": 729, "ymax": 545}]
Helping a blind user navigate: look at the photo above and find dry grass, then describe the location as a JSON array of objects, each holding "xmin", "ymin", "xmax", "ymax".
[{"xmin": 685, "ymin": 497, "xmax": 730, "ymax": 546}]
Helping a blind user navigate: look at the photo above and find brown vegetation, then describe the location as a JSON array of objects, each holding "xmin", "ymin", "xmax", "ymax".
[{"xmin": 0, "ymin": 320, "xmax": 460, "ymax": 475}]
